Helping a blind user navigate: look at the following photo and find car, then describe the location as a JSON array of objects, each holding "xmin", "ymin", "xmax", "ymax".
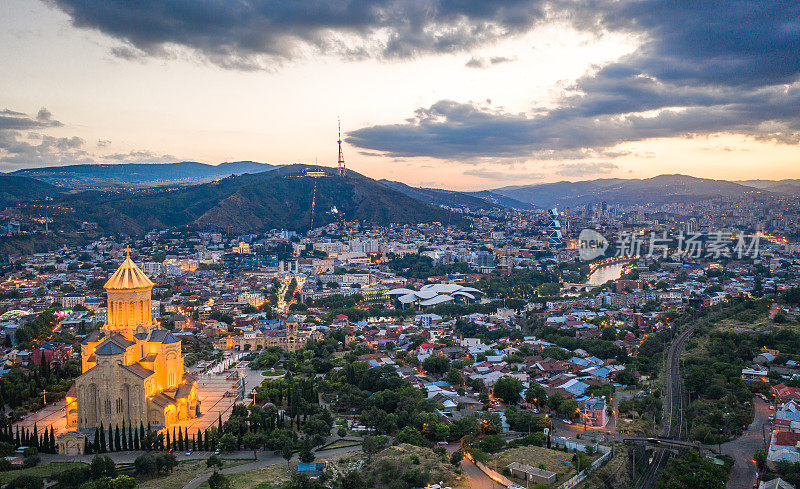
[
  {"xmin": 769, "ymin": 405, "xmax": 775, "ymax": 410},
  {"xmin": 185, "ymin": 450, "xmax": 193, "ymax": 456},
  {"xmin": 214, "ymin": 449, "xmax": 221, "ymax": 455},
  {"xmin": 436, "ymin": 441, "xmax": 448, "ymax": 446},
  {"xmin": 562, "ymin": 419, "xmax": 572, "ymax": 424},
  {"xmin": 533, "ymin": 409, "xmax": 540, "ymax": 414}
]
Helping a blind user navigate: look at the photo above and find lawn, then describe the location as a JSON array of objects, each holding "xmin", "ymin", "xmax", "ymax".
[
  {"xmin": 138, "ymin": 458, "xmax": 253, "ymax": 489},
  {"xmin": 317, "ymin": 439, "xmax": 362, "ymax": 451},
  {"xmin": 493, "ymin": 446, "xmax": 577, "ymax": 484},
  {"xmin": 0, "ymin": 462, "xmax": 87, "ymax": 483},
  {"xmin": 196, "ymin": 463, "xmax": 293, "ymax": 489}
]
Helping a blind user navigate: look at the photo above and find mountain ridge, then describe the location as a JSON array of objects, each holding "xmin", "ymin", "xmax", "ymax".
[
  {"xmin": 489, "ymin": 173, "xmax": 775, "ymax": 208},
  {"xmin": 43, "ymin": 165, "xmax": 466, "ymax": 235},
  {"xmin": 12, "ymin": 161, "xmax": 276, "ymax": 187}
]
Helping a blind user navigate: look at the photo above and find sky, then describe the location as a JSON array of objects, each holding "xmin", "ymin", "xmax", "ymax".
[{"xmin": 1, "ymin": 0, "xmax": 799, "ymax": 190}]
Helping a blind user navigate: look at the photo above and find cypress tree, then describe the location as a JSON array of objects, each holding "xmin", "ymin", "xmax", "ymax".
[
  {"xmin": 99, "ymin": 423, "xmax": 106, "ymax": 453},
  {"xmin": 218, "ymin": 414, "xmax": 223, "ymax": 433},
  {"xmin": 108, "ymin": 426, "xmax": 113, "ymax": 452},
  {"xmin": 133, "ymin": 427, "xmax": 140, "ymax": 451},
  {"xmin": 93, "ymin": 427, "xmax": 100, "ymax": 453},
  {"xmin": 166, "ymin": 430, "xmax": 171, "ymax": 450},
  {"xmin": 32, "ymin": 423, "xmax": 38, "ymax": 449},
  {"xmin": 177, "ymin": 427, "xmax": 183, "ymax": 451},
  {"xmin": 114, "ymin": 426, "xmax": 121, "ymax": 451},
  {"xmin": 49, "ymin": 426, "xmax": 55, "ymax": 453},
  {"xmin": 139, "ymin": 422, "xmax": 145, "ymax": 448},
  {"xmin": 121, "ymin": 421, "xmax": 128, "ymax": 451},
  {"xmin": 192, "ymin": 434, "xmax": 196, "ymax": 451},
  {"xmin": 197, "ymin": 430, "xmax": 203, "ymax": 451}
]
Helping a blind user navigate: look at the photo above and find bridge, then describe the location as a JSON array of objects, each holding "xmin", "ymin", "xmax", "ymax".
[
  {"xmin": 562, "ymin": 282, "xmax": 599, "ymax": 293},
  {"xmin": 623, "ymin": 437, "xmax": 715, "ymax": 453}
]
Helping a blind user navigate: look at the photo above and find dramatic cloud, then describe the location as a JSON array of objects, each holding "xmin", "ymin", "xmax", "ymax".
[
  {"xmin": 349, "ymin": 1, "xmax": 800, "ymax": 162},
  {"xmin": 46, "ymin": 0, "xmax": 551, "ymax": 69},
  {"xmin": 0, "ymin": 108, "xmax": 179, "ymax": 170}
]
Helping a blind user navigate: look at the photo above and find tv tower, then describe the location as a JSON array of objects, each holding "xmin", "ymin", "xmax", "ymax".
[{"xmin": 337, "ymin": 118, "xmax": 346, "ymax": 176}]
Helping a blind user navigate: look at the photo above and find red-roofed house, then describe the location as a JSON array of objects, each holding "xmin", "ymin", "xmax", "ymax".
[{"xmin": 773, "ymin": 384, "xmax": 800, "ymax": 402}]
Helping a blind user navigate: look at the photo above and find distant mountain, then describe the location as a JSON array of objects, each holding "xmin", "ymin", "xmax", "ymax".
[
  {"xmin": 57, "ymin": 165, "xmax": 464, "ymax": 234},
  {"xmin": 0, "ymin": 175, "xmax": 64, "ymax": 208},
  {"xmin": 379, "ymin": 180, "xmax": 502, "ymax": 211},
  {"xmin": 465, "ymin": 190, "xmax": 537, "ymax": 210},
  {"xmin": 13, "ymin": 161, "xmax": 275, "ymax": 187},
  {"xmin": 492, "ymin": 174, "xmax": 769, "ymax": 208},
  {"xmin": 738, "ymin": 179, "xmax": 800, "ymax": 195}
]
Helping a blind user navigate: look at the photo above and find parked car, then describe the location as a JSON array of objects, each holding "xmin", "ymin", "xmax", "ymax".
[
  {"xmin": 185, "ymin": 450, "xmax": 193, "ymax": 456},
  {"xmin": 562, "ymin": 419, "xmax": 572, "ymax": 425},
  {"xmin": 214, "ymin": 449, "xmax": 221, "ymax": 455}
]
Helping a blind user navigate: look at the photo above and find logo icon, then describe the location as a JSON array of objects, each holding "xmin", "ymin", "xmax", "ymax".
[{"xmin": 578, "ymin": 229, "xmax": 608, "ymax": 261}]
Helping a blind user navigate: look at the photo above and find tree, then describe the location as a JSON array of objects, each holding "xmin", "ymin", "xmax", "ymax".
[
  {"xmin": 282, "ymin": 440, "xmax": 294, "ymax": 468},
  {"xmin": 90, "ymin": 455, "xmax": 117, "ymax": 479},
  {"xmin": 422, "ymin": 355, "xmax": 450, "ymax": 375},
  {"xmin": 109, "ymin": 475, "xmax": 136, "ymax": 489},
  {"xmin": 445, "ymin": 369, "xmax": 463, "ymax": 386},
  {"xmin": 208, "ymin": 472, "xmax": 231, "ymax": 489},
  {"xmin": 361, "ymin": 435, "xmax": 389, "ymax": 462},
  {"xmin": 218, "ymin": 433, "xmax": 237, "ymax": 453},
  {"xmin": 206, "ymin": 454, "xmax": 224, "ymax": 473},
  {"xmin": 5, "ymin": 475, "xmax": 43, "ymax": 489},
  {"xmin": 134, "ymin": 454, "xmax": 157, "ymax": 478},
  {"xmin": 299, "ymin": 447, "xmax": 315, "ymax": 463},
  {"xmin": 525, "ymin": 383, "xmax": 547, "ymax": 406},
  {"xmin": 558, "ymin": 399, "xmax": 580, "ymax": 419},
  {"xmin": 493, "ymin": 376, "xmax": 524, "ymax": 404},
  {"xmin": 450, "ymin": 450, "xmax": 464, "ymax": 466},
  {"xmin": 155, "ymin": 453, "xmax": 177, "ymax": 475},
  {"xmin": 339, "ymin": 470, "xmax": 366, "ymax": 489},
  {"xmin": 243, "ymin": 431, "xmax": 261, "ymax": 459},
  {"xmin": 754, "ymin": 448, "xmax": 766, "ymax": 473}
]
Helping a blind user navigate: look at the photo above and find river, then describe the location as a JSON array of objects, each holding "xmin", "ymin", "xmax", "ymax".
[{"xmin": 585, "ymin": 262, "xmax": 625, "ymax": 285}]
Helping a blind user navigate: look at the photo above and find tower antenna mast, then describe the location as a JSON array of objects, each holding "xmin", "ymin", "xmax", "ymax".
[{"xmin": 337, "ymin": 117, "xmax": 346, "ymax": 176}]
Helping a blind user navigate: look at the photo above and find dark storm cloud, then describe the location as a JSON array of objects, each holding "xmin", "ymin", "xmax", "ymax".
[
  {"xmin": 46, "ymin": 0, "xmax": 550, "ymax": 68},
  {"xmin": 349, "ymin": 0, "xmax": 800, "ymax": 160}
]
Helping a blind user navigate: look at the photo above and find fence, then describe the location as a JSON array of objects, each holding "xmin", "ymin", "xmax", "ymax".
[
  {"xmin": 463, "ymin": 452, "xmax": 514, "ymax": 487},
  {"xmin": 465, "ymin": 444, "xmax": 613, "ymax": 489},
  {"xmin": 557, "ymin": 445, "xmax": 613, "ymax": 489}
]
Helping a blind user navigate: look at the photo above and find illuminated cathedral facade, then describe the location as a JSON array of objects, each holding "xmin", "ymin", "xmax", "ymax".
[{"xmin": 65, "ymin": 251, "xmax": 199, "ymax": 431}]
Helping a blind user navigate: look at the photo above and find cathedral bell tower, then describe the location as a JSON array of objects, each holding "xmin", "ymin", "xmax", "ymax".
[{"xmin": 103, "ymin": 247, "xmax": 156, "ymax": 340}]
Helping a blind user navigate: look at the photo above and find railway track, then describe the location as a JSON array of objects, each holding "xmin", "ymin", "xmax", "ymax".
[{"xmin": 635, "ymin": 322, "xmax": 698, "ymax": 488}]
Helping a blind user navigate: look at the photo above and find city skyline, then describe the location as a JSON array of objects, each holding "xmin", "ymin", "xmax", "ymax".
[{"xmin": 2, "ymin": 0, "xmax": 800, "ymax": 190}]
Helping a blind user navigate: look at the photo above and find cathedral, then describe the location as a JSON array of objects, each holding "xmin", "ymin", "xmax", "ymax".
[{"xmin": 65, "ymin": 251, "xmax": 199, "ymax": 431}]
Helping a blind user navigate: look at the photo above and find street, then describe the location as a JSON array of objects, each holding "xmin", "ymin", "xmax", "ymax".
[{"xmin": 720, "ymin": 397, "xmax": 771, "ymax": 489}]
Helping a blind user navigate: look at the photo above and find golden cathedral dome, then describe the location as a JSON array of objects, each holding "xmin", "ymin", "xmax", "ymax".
[{"xmin": 104, "ymin": 250, "xmax": 154, "ymax": 290}]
